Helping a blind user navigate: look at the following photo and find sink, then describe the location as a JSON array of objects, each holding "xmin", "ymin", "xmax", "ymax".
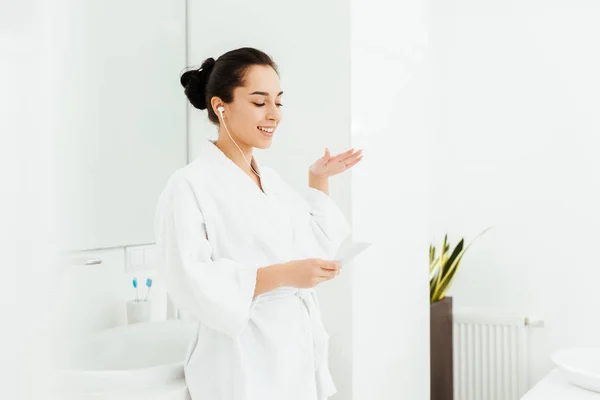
[
  {"xmin": 52, "ymin": 320, "xmax": 197, "ymax": 397},
  {"xmin": 552, "ymin": 348, "xmax": 600, "ymax": 393}
]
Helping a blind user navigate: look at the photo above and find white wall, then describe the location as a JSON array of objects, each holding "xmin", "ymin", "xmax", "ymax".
[
  {"xmin": 351, "ymin": 1, "xmax": 432, "ymax": 399},
  {"xmin": 430, "ymin": 0, "xmax": 600, "ymax": 388},
  {"xmin": 1, "ymin": 1, "xmax": 61, "ymax": 398},
  {"xmin": 187, "ymin": 1, "xmax": 353, "ymax": 397}
]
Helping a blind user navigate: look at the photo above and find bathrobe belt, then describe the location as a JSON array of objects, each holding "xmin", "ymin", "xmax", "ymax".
[{"xmin": 254, "ymin": 288, "xmax": 328, "ymax": 369}]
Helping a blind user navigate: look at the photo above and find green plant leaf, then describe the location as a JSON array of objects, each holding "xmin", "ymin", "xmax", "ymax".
[
  {"xmin": 436, "ymin": 235, "xmax": 449, "ymax": 292},
  {"xmin": 432, "ymin": 253, "xmax": 464, "ymax": 302},
  {"xmin": 442, "ymin": 238, "xmax": 464, "ymax": 281},
  {"xmin": 429, "ymin": 255, "xmax": 440, "ymax": 275},
  {"xmin": 431, "ymin": 227, "xmax": 491, "ymax": 302},
  {"xmin": 429, "ymin": 245, "xmax": 436, "ymax": 265},
  {"xmin": 429, "ymin": 227, "xmax": 491, "ymax": 303},
  {"xmin": 433, "ymin": 243, "xmax": 464, "ymax": 302},
  {"xmin": 432, "ymin": 246, "xmax": 469, "ymax": 301}
]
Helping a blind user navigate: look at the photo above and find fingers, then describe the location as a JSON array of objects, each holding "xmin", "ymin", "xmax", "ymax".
[
  {"xmin": 318, "ymin": 269, "xmax": 340, "ymax": 281},
  {"xmin": 309, "ymin": 260, "xmax": 341, "ymax": 285},
  {"xmin": 344, "ymin": 154, "xmax": 363, "ymax": 169},
  {"xmin": 319, "ymin": 261, "xmax": 341, "ymax": 281},
  {"xmin": 335, "ymin": 151, "xmax": 363, "ymax": 171},
  {"xmin": 341, "ymin": 149, "xmax": 363, "ymax": 163},
  {"xmin": 329, "ymin": 148, "xmax": 356, "ymax": 163},
  {"xmin": 319, "ymin": 260, "xmax": 341, "ymax": 271},
  {"xmin": 330, "ymin": 149, "xmax": 363, "ymax": 169}
]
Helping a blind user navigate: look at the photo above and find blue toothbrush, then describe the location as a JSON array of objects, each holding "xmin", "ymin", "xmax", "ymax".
[
  {"xmin": 144, "ymin": 278, "xmax": 153, "ymax": 301},
  {"xmin": 132, "ymin": 277, "xmax": 138, "ymax": 302}
]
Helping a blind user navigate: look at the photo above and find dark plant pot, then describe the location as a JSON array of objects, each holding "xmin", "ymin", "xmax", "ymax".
[{"xmin": 430, "ymin": 296, "xmax": 453, "ymax": 400}]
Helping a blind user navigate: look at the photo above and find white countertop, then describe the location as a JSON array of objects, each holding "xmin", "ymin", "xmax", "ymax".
[{"xmin": 523, "ymin": 369, "xmax": 600, "ymax": 400}]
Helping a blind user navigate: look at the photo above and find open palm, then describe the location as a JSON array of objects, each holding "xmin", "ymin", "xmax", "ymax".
[{"xmin": 309, "ymin": 148, "xmax": 363, "ymax": 178}]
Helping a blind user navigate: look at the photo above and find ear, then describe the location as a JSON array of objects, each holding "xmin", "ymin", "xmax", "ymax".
[{"xmin": 210, "ymin": 96, "xmax": 224, "ymax": 115}]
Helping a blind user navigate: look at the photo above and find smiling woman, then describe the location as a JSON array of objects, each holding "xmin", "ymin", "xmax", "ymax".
[
  {"xmin": 155, "ymin": 47, "xmax": 362, "ymax": 400},
  {"xmin": 180, "ymin": 49, "xmax": 284, "ymax": 181}
]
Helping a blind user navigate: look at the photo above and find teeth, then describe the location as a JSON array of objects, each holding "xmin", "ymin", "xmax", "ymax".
[{"xmin": 258, "ymin": 127, "xmax": 274, "ymax": 133}]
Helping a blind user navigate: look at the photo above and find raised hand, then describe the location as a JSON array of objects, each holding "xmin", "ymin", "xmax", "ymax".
[{"xmin": 309, "ymin": 148, "xmax": 363, "ymax": 178}]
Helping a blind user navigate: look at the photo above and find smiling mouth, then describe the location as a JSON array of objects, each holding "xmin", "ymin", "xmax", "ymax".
[{"xmin": 257, "ymin": 126, "xmax": 275, "ymax": 135}]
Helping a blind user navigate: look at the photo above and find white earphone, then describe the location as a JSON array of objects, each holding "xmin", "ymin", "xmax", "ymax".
[{"xmin": 216, "ymin": 105, "xmax": 261, "ymax": 177}]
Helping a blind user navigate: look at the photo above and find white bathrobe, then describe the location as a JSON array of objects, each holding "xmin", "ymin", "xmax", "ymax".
[{"xmin": 153, "ymin": 139, "xmax": 350, "ymax": 400}]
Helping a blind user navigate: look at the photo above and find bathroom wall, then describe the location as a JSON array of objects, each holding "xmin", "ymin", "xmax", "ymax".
[
  {"xmin": 429, "ymin": 0, "xmax": 600, "ymax": 388},
  {"xmin": 2, "ymin": 1, "xmax": 63, "ymax": 398},
  {"xmin": 351, "ymin": 0, "xmax": 432, "ymax": 399}
]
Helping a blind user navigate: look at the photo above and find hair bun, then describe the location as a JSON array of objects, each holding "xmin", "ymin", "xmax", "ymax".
[
  {"xmin": 180, "ymin": 57, "xmax": 216, "ymax": 110},
  {"xmin": 200, "ymin": 57, "xmax": 216, "ymax": 75}
]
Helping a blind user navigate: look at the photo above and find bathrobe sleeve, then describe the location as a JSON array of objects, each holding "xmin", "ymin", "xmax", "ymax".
[
  {"xmin": 304, "ymin": 186, "xmax": 351, "ymax": 258},
  {"xmin": 154, "ymin": 174, "xmax": 258, "ymax": 339}
]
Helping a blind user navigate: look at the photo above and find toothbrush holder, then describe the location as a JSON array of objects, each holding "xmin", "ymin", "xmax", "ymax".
[{"xmin": 126, "ymin": 299, "xmax": 152, "ymax": 324}]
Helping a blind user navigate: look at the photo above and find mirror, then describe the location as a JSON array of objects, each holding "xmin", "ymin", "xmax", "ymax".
[{"xmin": 57, "ymin": 1, "xmax": 187, "ymax": 251}]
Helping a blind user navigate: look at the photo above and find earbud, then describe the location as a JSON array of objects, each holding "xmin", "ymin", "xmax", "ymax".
[{"xmin": 215, "ymin": 104, "xmax": 261, "ymax": 178}]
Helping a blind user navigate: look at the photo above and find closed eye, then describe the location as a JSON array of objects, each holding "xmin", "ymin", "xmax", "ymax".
[{"xmin": 253, "ymin": 103, "xmax": 283, "ymax": 108}]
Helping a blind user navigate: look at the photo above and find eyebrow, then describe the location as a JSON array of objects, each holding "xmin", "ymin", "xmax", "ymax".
[{"xmin": 249, "ymin": 91, "xmax": 284, "ymax": 97}]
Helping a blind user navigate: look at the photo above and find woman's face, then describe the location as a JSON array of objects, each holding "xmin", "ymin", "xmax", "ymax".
[{"xmin": 219, "ymin": 65, "xmax": 283, "ymax": 150}]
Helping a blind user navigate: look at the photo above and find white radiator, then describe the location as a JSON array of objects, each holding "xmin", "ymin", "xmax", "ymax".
[{"xmin": 452, "ymin": 309, "xmax": 540, "ymax": 400}]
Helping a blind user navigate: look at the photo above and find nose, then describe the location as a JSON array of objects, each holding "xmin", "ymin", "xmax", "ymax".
[{"xmin": 265, "ymin": 103, "xmax": 281, "ymax": 122}]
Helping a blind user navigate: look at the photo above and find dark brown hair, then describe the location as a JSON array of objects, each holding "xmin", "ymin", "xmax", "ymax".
[{"xmin": 180, "ymin": 47, "xmax": 279, "ymax": 125}]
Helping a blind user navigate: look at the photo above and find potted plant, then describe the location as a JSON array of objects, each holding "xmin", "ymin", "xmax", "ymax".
[{"xmin": 429, "ymin": 228, "xmax": 490, "ymax": 400}]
